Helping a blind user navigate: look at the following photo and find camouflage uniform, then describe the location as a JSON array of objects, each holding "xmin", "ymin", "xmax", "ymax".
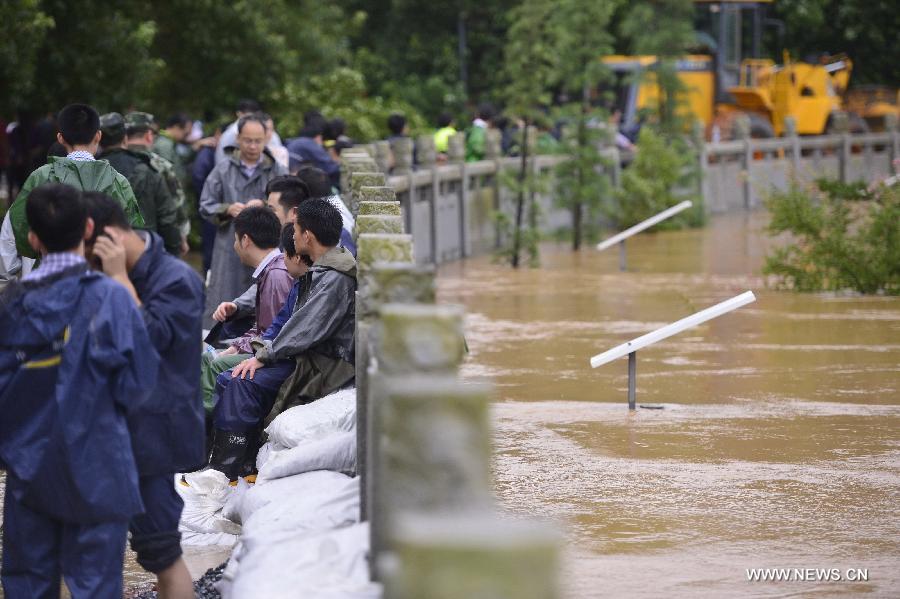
[{"xmin": 98, "ymin": 112, "xmax": 184, "ymax": 254}]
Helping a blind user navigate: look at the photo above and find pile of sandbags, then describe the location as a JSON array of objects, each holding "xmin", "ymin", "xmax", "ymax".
[{"xmin": 214, "ymin": 387, "xmax": 381, "ymax": 598}]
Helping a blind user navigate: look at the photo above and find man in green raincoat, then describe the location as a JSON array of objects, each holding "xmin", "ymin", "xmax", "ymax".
[{"xmin": 0, "ymin": 104, "xmax": 144, "ymax": 280}]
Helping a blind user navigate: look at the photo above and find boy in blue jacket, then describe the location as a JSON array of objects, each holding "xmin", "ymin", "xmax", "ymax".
[
  {"xmin": 0, "ymin": 183, "xmax": 158, "ymax": 599},
  {"xmin": 83, "ymin": 192, "xmax": 206, "ymax": 599}
]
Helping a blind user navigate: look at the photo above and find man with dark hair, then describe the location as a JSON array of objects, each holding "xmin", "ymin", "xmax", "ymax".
[
  {"xmin": 1, "ymin": 103, "xmax": 144, "ymax": 281},
  {"xmin": 199, "ymin": 198, "xmax": 356, "ymax": 481},
  {"xmin": 215, "ymin": 100, "xmax": 283, "ymax": 165},
  {"xmin": 98, "ymin": 112, "xmax": 186, "ymax": 255},
  {"xmin": 81, "ymin": 191, "xmax": 204, "ymax": 599},
  {"xmin": 296, "ymin": 165, "xmax": 356, "ymax": 256},
  {"xmin": 284, "ymin": 110, "xmax": 339, "ymax": 185},
  {"xmin": 0, "ymin": 183, "xmax": 157, "ymax": 598},
  {"xmin": 387, "ymin": 113, "xmax": 408, "ymax": 140},
  {"xmin": 153, "ymin": 112, "xmax": 215, "ymax": 189},
  {"xmin": 200, "ymin": 114, "xmax": 287, "ymax": 328},
  {"xmin": 434, "ymin": 112, "xmax": 457, "ymax": 156},
  {"xmin": 466, "ymin": 102, "xmax": 496, "ymax": 161},
  {"xmin": 202, "ymin": 207, "xmax": 293, "ymax": 413}
]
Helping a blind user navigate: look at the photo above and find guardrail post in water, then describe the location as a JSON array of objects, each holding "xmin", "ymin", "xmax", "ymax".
[
  {"xmin": 596, "ymin": 200, "xmax": 693, "ymax": 271},
  {"xmin": 590, "ymin": 291, "xmax": 756, "ymax": 409}
]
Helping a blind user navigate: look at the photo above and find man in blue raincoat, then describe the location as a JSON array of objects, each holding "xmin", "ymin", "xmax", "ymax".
[
  {"xmin": 0, "ymin": 183, "xmax": 158, "ymax": 599},
  {"xmin": 83, "ymin": 192, "xmax": 205, "ymax": 599}
]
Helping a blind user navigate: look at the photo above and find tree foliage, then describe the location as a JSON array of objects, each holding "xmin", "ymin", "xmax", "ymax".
[
  {"xmin": 551, "ymin": 0, "xmax": 620, "ymax": 249},
  {"xmin": 764, "ymin": 180, "xmax": 900, "ymax": 295}
]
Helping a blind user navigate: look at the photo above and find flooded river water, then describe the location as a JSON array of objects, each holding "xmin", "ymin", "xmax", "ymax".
[{"xmin": 436, "ymin": 212, "xmax": 900, "ymax": 598}]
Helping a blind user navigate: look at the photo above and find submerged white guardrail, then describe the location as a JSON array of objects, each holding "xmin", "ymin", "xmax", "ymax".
[
  {"xmin": 596, "ymin": 200, "xmax": 693, "ymax": 270},
  {"xmin": 590, "ymin": 291, "xmax": 757, "ymax": 409}
]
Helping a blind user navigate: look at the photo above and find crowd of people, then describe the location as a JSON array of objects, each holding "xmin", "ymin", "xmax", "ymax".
[
  {"xmin": 0, "ymin": 96, "xmax": 628, "ymax": 598},
  {"xmin": 0, "ymin": 102, "xmax": 358, "ymax": 599}
]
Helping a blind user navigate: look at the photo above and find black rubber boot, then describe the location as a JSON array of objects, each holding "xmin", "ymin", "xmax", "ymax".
[
  {"xmin": 238, "ymin": 427, "xmax": 263, "ymax": 481},
  {"xmin": 207, "ymin": 429, "xmax": 249, "ymax": 481}
]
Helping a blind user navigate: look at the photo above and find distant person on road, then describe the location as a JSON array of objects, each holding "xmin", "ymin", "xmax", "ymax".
[{"xmin": 284, "ymin": 111, "xmax": 340, "ymax": 187}]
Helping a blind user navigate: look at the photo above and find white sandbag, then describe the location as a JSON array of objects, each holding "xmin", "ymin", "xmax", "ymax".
[
  {"xmin": 224, "ymin": 522, "xmax": 381, "ymax": 599},
  {"xmin": 265, "ymin": 388, "xmax": 356, "ymax": 450},
  {"xmin": 180, "ymin": 530, "xmax": 239, "ymax": 547},
  {"xmin": 256, "ymin": 431, "xmax": 356, "ymax": 483},
  {"xmin": 176, "ymin": 471, "xmax": 242, "ymax": 536},
  {"xmin": 238, "ymin": 470, "xmax": 358, "ymax": 530},
  {"xmin": 255, "ymin": 441, "xmax": 275, "ymax": 471},
  {"xmin": 221, "ymin": 476, "xmax": 252, "ymax": 525}
]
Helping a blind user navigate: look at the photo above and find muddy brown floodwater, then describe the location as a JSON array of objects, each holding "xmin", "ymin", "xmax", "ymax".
[{"xmin": 437, "ymin": 212, "xmax": 900, "ymax": 598}]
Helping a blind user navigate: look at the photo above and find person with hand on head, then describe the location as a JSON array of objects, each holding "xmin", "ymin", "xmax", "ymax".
[
  {"xmin": 200, "ymin": 114, "xmax": 287, "ymax": 328},
  {"xmin": 201, "ymin": 207, "xmax": 293, "ymax": 415},
  {"xmin": 0, "ymin": 103, "xmax": 144, "ymax": 282},
  {"xmin": 0, "ymin": 183, "xmax": 158, "ymax": 599},
  {"xmin": 80, "ymin": 191, "xmax": 204, "ymax": 599}
]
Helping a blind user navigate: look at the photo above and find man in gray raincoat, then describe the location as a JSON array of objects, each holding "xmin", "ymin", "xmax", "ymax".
[{"xmin": 200, "ymin": 114, "xmax": 287, "ymax": 327}]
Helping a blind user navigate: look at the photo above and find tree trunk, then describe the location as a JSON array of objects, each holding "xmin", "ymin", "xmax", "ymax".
[
  {"xmin": 511, "ymin": 120, "xmax": 530, "ymax": 268},
  {"xmin": 573, "ymin": 89, "xmax": 589, "ymax": 251}
]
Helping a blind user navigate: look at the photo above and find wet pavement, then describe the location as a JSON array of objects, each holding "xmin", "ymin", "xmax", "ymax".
[{"xmin": 437, "ymin": 212, "xmax": 900, "ymax": 597}]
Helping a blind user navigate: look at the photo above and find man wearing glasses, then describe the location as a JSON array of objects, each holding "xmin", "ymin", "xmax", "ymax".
[{"xmin": 199, "ymin": 114, "xmax": 287, "ymax": 328}]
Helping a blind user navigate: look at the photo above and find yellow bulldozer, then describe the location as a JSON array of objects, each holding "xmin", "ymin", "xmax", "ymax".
[{"xmin": 602, "ymin": 0, "xmax": 898, "ymax": 140}]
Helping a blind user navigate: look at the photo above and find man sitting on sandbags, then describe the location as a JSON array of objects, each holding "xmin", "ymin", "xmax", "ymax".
[{"xmin": 204, "ymin": 198, "xmax": 356, "ymax": 482}]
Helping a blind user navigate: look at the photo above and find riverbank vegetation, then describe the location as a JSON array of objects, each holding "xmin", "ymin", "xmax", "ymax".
[{"xmin": 764, "ymin": 180, "xmax": 900, "ymax": 295}]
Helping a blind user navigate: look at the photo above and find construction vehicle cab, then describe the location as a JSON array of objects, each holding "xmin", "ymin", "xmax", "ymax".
[{"xmin": 602, "ymin": 0, "xmax": 872, "ymax": 139}]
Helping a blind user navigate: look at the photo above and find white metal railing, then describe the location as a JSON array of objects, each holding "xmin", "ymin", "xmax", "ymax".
[
  {"xmin": 590, "ymin": 291, "xmax": 757, "ymax": 409},
  {"xmin": 596, "ymin": 200, "xmax": 693, "ymax": 270}
]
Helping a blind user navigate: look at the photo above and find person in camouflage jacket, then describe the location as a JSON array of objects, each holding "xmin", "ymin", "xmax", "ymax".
[{"xmin": 98, "ymin": 112, "xmax": 186, "ymax": 255}]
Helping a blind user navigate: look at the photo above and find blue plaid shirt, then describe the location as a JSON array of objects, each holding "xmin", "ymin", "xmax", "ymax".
[
  {"xmin": 66, "ymin": 151, "xmax": 95, "ymax": 162},
  {"xmin": 23, "ymin": 252, "xmax": 87, "ymax": 281}
]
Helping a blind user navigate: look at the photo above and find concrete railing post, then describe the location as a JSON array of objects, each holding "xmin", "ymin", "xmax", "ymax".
[
  {"xmin": 735, "ymin": 114, "xmax": 752, "ymax": 210},
  {"xmin": 384, "ymin": 513, "xmax": 561, "ymax": 599},
  {"xmin": 350, "ymin": 172, "xmax": 387, "ymax": 218},
  {"xmin": 830, "ymin": 112, "xmax": 851, "ymax": 183},
  {"xmin": 783, "ymin": 116, "xmax": 800, "ymax": 174},
  {"xmin": 447, "ymin": 133, "xmax": 466, "ymax": 165},
  {"xmin": 886, "ymin": 113, "xmax": 899, "ymax": 173},
  {"xmin": 417, "ymin": 135, "xmax": 437, "ymax": 169},
  {"xmin": 354, "ymin": 233, "xmax": 416, "ymax": 527},
  {"xmin": 374, "ymin": 141, "xmax": 392, "ymax": 174},
  {"xmin": 391, "ymin": 137, "xmax": 414, "ymax": 176}
]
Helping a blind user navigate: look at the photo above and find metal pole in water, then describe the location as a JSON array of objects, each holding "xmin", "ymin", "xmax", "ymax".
[
  {"xmin": 627, "ymin": 351, "xmax": 636, "ymax": 410},
  {"xmin": 619, "ymin": 240, "xmax": 627, "ymax": 272}
]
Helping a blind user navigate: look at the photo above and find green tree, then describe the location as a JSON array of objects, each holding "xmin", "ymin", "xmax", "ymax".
[
  {"xmin": 0, "ymin": 0, "xmax": 54, "ymax": 115},
  {"xmin": 501, "ymin": 0, "xmax": 561, "ymax": 268},
  {"xmin": 551, "ymin": 0, "xmax": 620, "ymax": 250},
  {"xmin": 775, "ymin": 0, "xmax": 900, "ymax": 87}
]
